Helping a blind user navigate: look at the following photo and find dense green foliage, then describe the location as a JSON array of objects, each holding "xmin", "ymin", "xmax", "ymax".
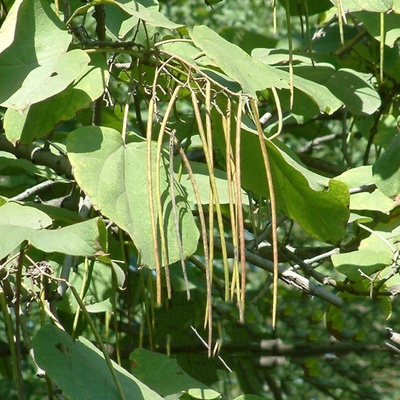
[{"xmin": 1, "ymin": 0, "xmax": 400, "ymax": 399}]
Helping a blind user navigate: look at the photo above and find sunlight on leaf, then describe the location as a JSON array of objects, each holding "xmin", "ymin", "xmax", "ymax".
[
  {"xmin": 67, "ymin": 127, "xmax": 199, "ymax": 268},
  {"xmin": 0, "ymin": 0, "xmax": 89, "ymax": 111}
]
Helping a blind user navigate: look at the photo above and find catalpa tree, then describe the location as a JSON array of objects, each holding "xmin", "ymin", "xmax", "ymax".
[{"xmin": 0, "ymin": 0, "xmax": 400, "ymax": 399}]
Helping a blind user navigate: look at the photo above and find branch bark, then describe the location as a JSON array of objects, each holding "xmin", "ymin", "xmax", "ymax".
[
  {"xmin": 213, "ymin": 236, "xmax": 343, "ymax": 308},
  {"xmin": 0, "ymin": 134, "xmax": 72, "ymax": 177}
]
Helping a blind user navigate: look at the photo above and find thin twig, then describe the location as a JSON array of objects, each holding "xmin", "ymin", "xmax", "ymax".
[{"xmin": 11, "ymin": 180, "xmax": 57, "ymax": 201}]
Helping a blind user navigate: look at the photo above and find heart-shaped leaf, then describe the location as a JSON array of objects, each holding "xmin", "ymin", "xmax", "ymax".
[{"xmin": 67, "ymin": 126, "xmax": 199, "ymax": 268}]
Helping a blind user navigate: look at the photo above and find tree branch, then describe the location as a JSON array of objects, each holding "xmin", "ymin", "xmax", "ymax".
[
  {"xmin": 213, "ymin": 237, "xmax": 343, "ymax": 308},
  {"xmin": 0, "ymin": 134, "xmax": 72, "ymax": 177}
]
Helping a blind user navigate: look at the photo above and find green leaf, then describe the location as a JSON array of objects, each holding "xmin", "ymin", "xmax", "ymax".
[
  {"xmin": 239, "ymin": 132, "xmax": 349, "ymax": 244},
  {"xmin": 56, "ymin": 258, "xmax": 124, "ymax": 314},
  {"xmin": 4, "ymin": 53, "xmax": 107, "ymax": 144},
  {"xmin": 0, "ymin": 202, "xmax": 52, "ymax": 229},
  {"xmin": 332, "ymin": 226, "xmax": 396, "ymax": 281},
  {"xmin": 180, "ymin": 161, "xmax": 248, "ymax": 205},
  {"xmin": 252, "ymin": 50, "xmax": 341, "ymax": 115},
  {"xmin": 290, "ymin": 66, "xmax": 381, "ymax": 115},
  {"xmin": 190, "ymin": 25, "xmax": 290, "ymax": 97},
  {"xmin": 113, "ymin": 0, "xmax": 183, "ymax": 30},
  {"xmin": 0, "ymin": 153, "xmax": 67, "ymax": 181},
  {"xmin": 253, "ymin": 50, "xmax": 380, "ymax": 115},
  {"xmin": 0, "ymin": 211, "xmax": 106, "ymax": 259},
  {"xmin": 332, "ymin": 248, "xmax": 392, "ymax": 281},
  {"xmin": 0, "ymin": 0, "xmax": 89, "ymax": 111},
  {"xmin": 67, "ymin": 127, "xmax": 199, "ymax": 268},
  {"xmin": 331, "ymin": 0, "xmax": 394, "ymax": 12},
  {"xmin": 278, "ymin": 0, "xmax": 333, "ymax": 15},
  {"xmin": 130, "ymin": 348, "xmax": 220, "ymax": 399},
  {"xmin": 336, "ymin": 166, "xmax": 396, "ymax": 213},
  {"xmin": 354, "ymin": 11, "xmax": 400, "ymax": 47},
  {"xmin": 372, "ymin": 133, "xmax": 400, "ymax": 197},
  {"xmin": 33, "ymin": 324, "xmax": 163, "ymax": 400}
]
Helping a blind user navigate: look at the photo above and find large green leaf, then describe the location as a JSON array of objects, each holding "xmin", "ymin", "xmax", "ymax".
[
  {"xmin": 253, "ymin": 50, "xmax": 381, "ymax": 115},
  {"xmin": 239, "ymin": 133, "xmax": 349, "ymax": 244},
  {"xmin": 190, "ymin": 25, "xmax": 291, "ymax": 97},
  {"xmin": 67, "ymin": 127, "xmax": 199, "ymax": 268},
  {"xmin": 278, "ymin": 0, "xmax": 333, "ymax": 15},
  {"xmin": 372, "ymin": 133, "xmax": 400, "ymax": 197},
  {"xmin": 4, "ymin": 53, "xmax": 107, "ymax": 144},
  {"xmin": 0, "ymin": 202, "xmax": 52, "ymax": 229},
  {"xmin": 289, "ymin": 66, "xmax": 380, "ymax": 115},
  {"xmin": 0, "ymin": 0, "xmax": 89, "ymax": 111},
  {"xmin": 33, "ymin": 324, "xmax": 163, "ymax": 400},
  {"xmin": 331, "ymin": 0, "xmax": 396, "ymax": 12},
  {"xmin": 0, "ymin": 203, "xmax": 106, "ymax": 258},
  {"xmin": 180, "ymin": 161, "xmax": 248, "ymax": 205},
  {"xmin": 354, "ymin": 11, "xmax": 400, "ymax": 47},
  {"xmin": 130, "ymin": 348, "xmax": 220, "ymax": 399}
]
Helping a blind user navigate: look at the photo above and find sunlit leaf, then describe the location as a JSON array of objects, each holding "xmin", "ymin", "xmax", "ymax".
[
  {"xmin": 0, "ymin": 202, "xmax": 52, "ymax": 229},
  {"xmin": 0, "ymin": 214, "xmax": 106, "ymax": 259},
  {"xmin": 4, "ymin": 53, "xmax": 107, "ymax": 144},
  {"xmin": 331, "ymin": 0, "xmax": 394, "ymax": 12},
  {"xmin": 114, "ymin": 0, "xmax": 183, "ymax": 29},
  {"xmin": 0, "ymin": 0, "xmax": 89, "ymax": 111},
  {"xmin": 67, "ymin": 127, "xmax": 199, "ymax": 268},
  {"xmin": 190, "ymin": 25, "xmax": 290, "ymax": 97},
  {"xmin": 336, "ymin": 166, "xmax": 397, "ymax": 213}
]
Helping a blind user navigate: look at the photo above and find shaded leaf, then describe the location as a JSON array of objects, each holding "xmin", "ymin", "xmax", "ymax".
[
  {"xmin": 372, "ymin": 133, "xmax": 400, "ymax": 197},
  {"xmin": 56, "ymin": 258, "xmax": 124, "ymax": 314},
  {"xmin": 130, "ymin": 348, "xmax": 220, "ymax": 399},
  {"xmin": 354, "ymin": 11, "xmax": 400, "ymax": 47},
  {"xmin": 67, "ymin": 127, "xmax": 199, "ymax": 268},
  {"xmin": 0, "ymin": 153, "xmax": 67, "ymax": 181},
  {"xmin": 279, "ymin": 0, "xmax": 333, "ymax": 15},
  {"xmin": 33, "ymin": 324, "xmax": 163, "ymax": 400}
]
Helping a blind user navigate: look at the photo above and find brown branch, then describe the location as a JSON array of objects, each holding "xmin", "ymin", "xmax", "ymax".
[{"xmin": 0, "ymin": 134, "xmax": 72, "ymax": 177}]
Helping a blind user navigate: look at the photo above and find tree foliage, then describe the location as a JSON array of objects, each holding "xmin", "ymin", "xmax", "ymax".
[{"xmin": 0, "ymin": 0, "xmax": 400, "ymax": 398}]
